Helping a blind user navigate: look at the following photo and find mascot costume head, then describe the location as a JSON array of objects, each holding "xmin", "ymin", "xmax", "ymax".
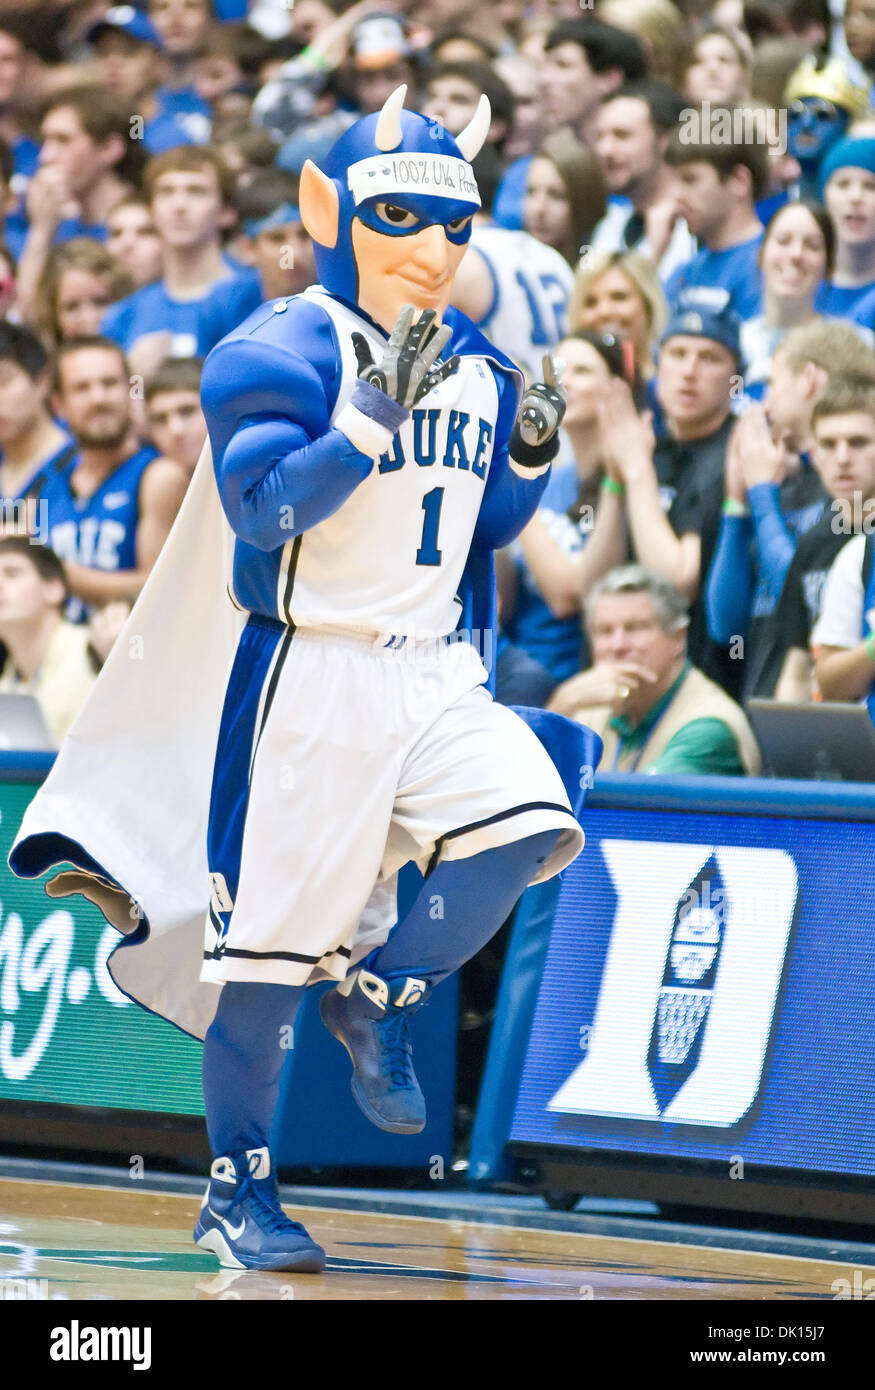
[{"xmin": 297, "ymin": 84, "xmax": 489, "ymax": 330}]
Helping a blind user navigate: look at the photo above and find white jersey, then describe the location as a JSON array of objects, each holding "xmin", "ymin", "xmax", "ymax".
[
  {"xmin": 469, "ymin": 225, "xmax": 574, "ymax": 383},
  {"xmin": 275, "ymin": 287, "xmax": 505, "ymax": 641}
]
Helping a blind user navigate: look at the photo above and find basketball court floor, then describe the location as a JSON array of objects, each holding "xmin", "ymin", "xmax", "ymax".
[{"xmin": 1, "ymin": 1161, "xmax": 873, "ymax": 1300}]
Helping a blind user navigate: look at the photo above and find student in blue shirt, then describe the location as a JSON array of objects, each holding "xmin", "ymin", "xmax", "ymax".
[
  {"xmin": 706, "ymin": 401, "xmax": 827, "ymax": 700},
  {"xmin": 89, "ymin": 8, "xmax": 211, "ymax": 156},
  {"xmin": 664, "ymin": 130, "xmax": 767, "ymax": 322},
  {"xmin": 198, "ymin": 169, "xmax": 316, "ymax": 355},
  {"xmin": 14, "ymin": 86, "xmax": 145, "ymax": 324},
  {"xmin": 147, "ymin": 0, "xmax": 215, "ymax": 128},
  {"xmin": 28, "ymin": 86, "xmax": 145, "ymax": 246},
  {"xmin": 102, "ymin": 145, "xmax": 239, "ymax": 371},
  {"xmin": 816, "ymin": 137, "xmax": 875, "ymax": 321}
]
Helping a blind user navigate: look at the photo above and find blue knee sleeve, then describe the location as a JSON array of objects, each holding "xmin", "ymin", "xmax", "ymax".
[
  {"xmin": 202, "ymin": 981, "xmax": 304, "ymax": 1158},
  {"xmin": 367, "ymin": 829, "xmax": 560, "ymax": 986}
]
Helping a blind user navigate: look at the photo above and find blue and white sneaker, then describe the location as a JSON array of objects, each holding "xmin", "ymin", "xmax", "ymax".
[
  {"xmin": 194, "ymin": 1147, "xmax": 326, "ymax": 1272},
  {"xmin": 320, "ymin": 969, "xmax": 430, "ymax": 1134}
]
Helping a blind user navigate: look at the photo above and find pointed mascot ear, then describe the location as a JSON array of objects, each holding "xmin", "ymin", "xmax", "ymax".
[{"xmin": 299, "ymin": 160, "xmax": 339, "ymax": 249}]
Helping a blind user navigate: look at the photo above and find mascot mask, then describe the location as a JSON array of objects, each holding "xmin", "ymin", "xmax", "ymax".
[{"xmin": 298, "ymin": 84, "xmax": 489, "ymax": 327}]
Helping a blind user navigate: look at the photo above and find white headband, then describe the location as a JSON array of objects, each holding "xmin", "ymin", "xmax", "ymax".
[{"xmin": 347, "ymin": 152, "xmax": 480, "ymax": 207}]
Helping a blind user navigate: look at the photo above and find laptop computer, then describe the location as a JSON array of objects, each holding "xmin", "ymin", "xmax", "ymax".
[
  {"xmin": 746, "ymin": 699, "xmax": 875, "ymax": 782},
  {"xmin": 0, "ymin": 693, "xmax": 56, "ymax": 751}
]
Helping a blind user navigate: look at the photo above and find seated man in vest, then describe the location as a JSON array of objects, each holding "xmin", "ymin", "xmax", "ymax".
[{"xmin": 548, "ymin": 563, "xmax": 761, "ymax": 775}]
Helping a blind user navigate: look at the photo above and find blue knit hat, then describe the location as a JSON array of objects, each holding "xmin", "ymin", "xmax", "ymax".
[
  {"xmin": 660, "ymin": 289, "xmax": 741, "ymax": 363},
  {"xmin": 817, "ymin": 137, "xmax": 875, "ymax": 198}
]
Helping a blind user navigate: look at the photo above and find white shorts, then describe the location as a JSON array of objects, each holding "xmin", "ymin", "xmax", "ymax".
[{"xmin": 201, "ymin": 622, "xmax": 583, "ymax": 987}]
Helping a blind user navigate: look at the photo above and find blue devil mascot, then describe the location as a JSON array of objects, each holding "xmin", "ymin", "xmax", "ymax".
[{"xmin": 9, "ymin": 88, "xmax": 601, "ymax": 1273}]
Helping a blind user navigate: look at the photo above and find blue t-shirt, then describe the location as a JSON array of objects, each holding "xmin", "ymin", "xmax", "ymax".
[
  {"xmin": 756, "ymin": 189, "xmax": 788, "ymax": 226},
  {"xmin": 145, "ymin": 101, "xmax": 210, "ymax": 154},
  {"xmin": 12, "ymin": 135, "xmax": 38, "ymax": 180},
  {"xmin": 814, "ymin": 279, "xmax": 875, "ymax": 322},
  {"xmin": 4, "ymin": 135, "xmax": 39, "ymax": 255},
  {"xmin": 504, "ymin": 463, "xmax": 590, "ymax": 683},
  {"xmin": 152, "ymin": 85, "xmax": 211, "ymax": 125},
  {"xmin": 140, "ymin": 87, "xmax": 211, "ymax": 155},
  {"xmin": 197, "ymin": 268, "xmax": 264, "ymax": 356},
  {"xmin": 4, "ymin": 212, "xmax": 108, "ymax": 258},
  {"xmin": 493, "ymin": 155, "xmax": 531, "ymax": 232},
  {"xmin": 665, "ymin": 233, "xmax": 764, "ymax": 320},
  {"xmin": 102, "ymin": 267, "xmax": 239, "ymax": 358},
  {"xmin": 848, "ymin": 282, "xmax": 875, "ymax": 331},
  {"xmin": 55, "ymin": 217, "xmax": 108, "ymax": 244},
  {"xmin": 3, "ymin": 214, "xmax": 25, "ymax": 259},
  {"xmin": 5, "ymin": 136, "xmax": 111, "ymax": 253}
]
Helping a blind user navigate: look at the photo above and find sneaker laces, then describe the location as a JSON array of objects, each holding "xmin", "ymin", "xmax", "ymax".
[
  {"xmin": 379, "ymin": 1010, "xmax": 415, "ymax": 1089},
  {"xmin": 235, "ymin": 1167, "xmax": 310, "ymax": 1238}
]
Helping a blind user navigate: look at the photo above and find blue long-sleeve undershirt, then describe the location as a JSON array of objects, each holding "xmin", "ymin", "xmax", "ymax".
[
  {"xmin": 706, "ymin": 482, "xmax": 798, "ymax": 643},
  {"xmin": 748, "ymin": 480, "xmax": 797, "ymax": 603},
  {"xmin": 706, "ymin": 512, "xmax": 754, "ymax": 644}
]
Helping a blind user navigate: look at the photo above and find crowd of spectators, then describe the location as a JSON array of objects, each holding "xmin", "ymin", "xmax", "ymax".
[{"xmin": 0, "ymin": 0, "xmax": 875, "ymax": 778}]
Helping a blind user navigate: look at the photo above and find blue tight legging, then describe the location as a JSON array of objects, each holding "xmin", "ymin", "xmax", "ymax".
[
  {"xmin": 202, "ymin": 830, "xmax": 559, "ymax": 1157},
  {"xmin": 364, "ymin": 830, "xmax": 559, "ymax": 984}
]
